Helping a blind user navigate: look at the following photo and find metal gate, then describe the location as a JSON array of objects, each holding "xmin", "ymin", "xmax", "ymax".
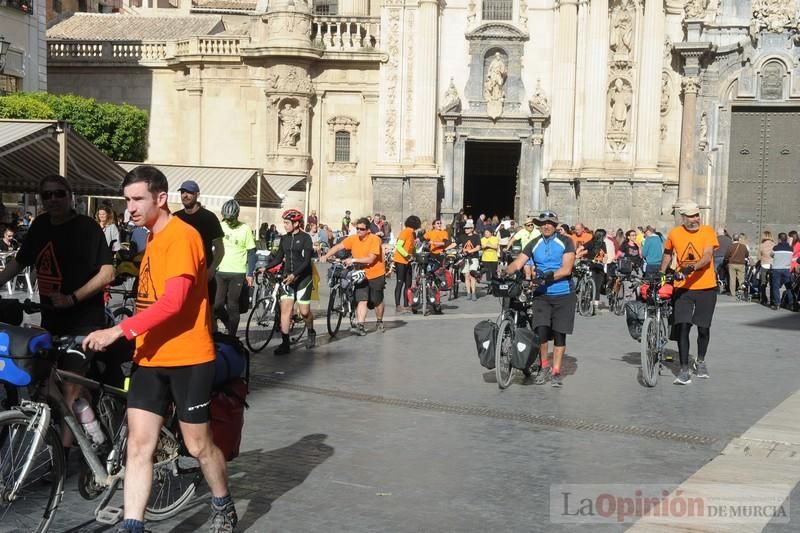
[{"xmin": 727, "ymin": 108, "xmax": 800, "ymax": 239}]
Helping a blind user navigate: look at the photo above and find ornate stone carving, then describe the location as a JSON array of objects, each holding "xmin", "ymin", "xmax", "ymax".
[
  {"xmin": 484, "ymin": 52, "xmax": 507, "ymax": 119},
  {"xmin": 698, "ymin": 111, "xmax": 708, "ymax": 150},
  {"xmin": 444, "ymin": 131, "xmax": 456, "ymax": 143},
  {"xmin": 609, "ymin": 0, "xmax": 634, "ymax": 60},
  {"xmin": 403, "ymin": 11, "xmax": 415, "ymax": 157},
  {"xmin": 660, "ymin": 72, "xmax": 671, "ymax": 115},
  {"xmin": 384, "ymin": 9, "xmax": 401, "ymax": 157},
  {"xmin": 440, "ymin": 78, "xmax": 462, "ymax": 113},
  {"xmin": 264, "ymin": 66, "xmax": 313, "ymax": 95},
  {"xmin": 278, "ymin": 103, "xmax": 302, "ymax": 147},
  {"xmin": 663, "ymin": 37, "xmax": 673, "ymax": 64},
  {"xmin": 531, "ymin": 133, "xmax": 544, "ymax": 145},
  {"xmin": 751, "ymin": 0, "xmax": 796, "ymax": 34},
  {"xmin": 607, "ymin": 78, "xmax": 632, "ymax": 132},
  {"xmin": 685, "ymin": 0, "xmax": 707, "ymax": 19},
  {"xmin": 327, "ymin": 115, "xmax": 359, "ymax": 134},
  {"xmin": 660, "ymin": 123, "xmax": 667, "ymax": 140},
  {"xmin": 682, "ymin": 76, "xmax": 700, "ymax": 95},
  {"xmin": 519, "ymin": 0, "xmax": 528, "ymax": 26},
  {"xmin": 529, "ymin": 79, "xmax": 550, "ymax": 115},
  {"xmin": 761, "ymin": 61, "xmax": 785, "ymax": 99},
  {"xmin": 467, "ymin": 0, "xmax": 476, "ymax": 25},
  {"xmin": 465, "ymin": 22, "xmax": 530, "ymax": 41}
]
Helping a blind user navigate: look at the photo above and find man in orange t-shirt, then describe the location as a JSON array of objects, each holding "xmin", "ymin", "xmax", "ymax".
[
  {"xmin": 423, "ymin": 219, "xmax": 449, "ymax": 255},
  {"xmin": 659, "ymin": 200, "xmax": 719, "ymax": 386},
  {"xmin": 569, "ymin": 223, "xmax": 592, "ymax": 249},
  {"xmin": 83, "ymin": 166, "xmax": 237, "ymax": 532},
  {"xmin": 321, "ymin": 217, "xmax": 386, "ymax": 335}
]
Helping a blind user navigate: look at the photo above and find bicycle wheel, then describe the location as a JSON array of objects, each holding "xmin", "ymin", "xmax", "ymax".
[
  {"xmin": 577, "ymin": 278, "xmax": 595, "ymax": 317},
  {"xmin": 640, "ymin": 316, "xmax": 659, "ymax": 387},
  {"xmin": 0, "ymin": 410, "xmax": 65, "ymax": 533},
  {"xmin": 451, "ymin": 268, "xmax": 460, "ymax": 300},
  {"xmin": 245, "ymin": 296, "xmax": 276, "ymax": 353},
  {"xmin": 144, "ymin": 426, "xmax": 201, "ymax": 521},
  {"xmin": 495, "ymin": 318, "xmax": 515, "ymax": 389},
  {"xmin": 289, "ymin": 313, "xmax": 307, "ymax": 344},
  {"xmin": 113, "ymin": 306, "xmax": 134, "ymax": 324},
  {"xmin": 611, "ymin": 287, "xmax": 625, "ymax": 316},
  {"xmin": 327, "ymin": 287, "xmax": 345, "ymax": 337}
]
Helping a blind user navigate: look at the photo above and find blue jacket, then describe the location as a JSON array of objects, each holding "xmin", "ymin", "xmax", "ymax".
[
  {"xmin": 523, "ymin": 234, "xmax": 575, "ymax": 296},
  {"xmin": 642, "ymin": 234, "xmax": 664, "ymax": 268}
]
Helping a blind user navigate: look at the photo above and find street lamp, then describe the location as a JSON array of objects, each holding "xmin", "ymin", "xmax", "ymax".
[{"xmin": 0, "ymin": 35, "xmax": 11, "ymax": 73}]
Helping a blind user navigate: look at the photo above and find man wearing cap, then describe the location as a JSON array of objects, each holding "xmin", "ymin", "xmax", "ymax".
[
  {"xmin": 659, "ymin": 200, "xmax": 718, "ymax": 385},
  {"xmin": 505, "ymin": 211, "xmax": 576, "ymax": 387},
  {"xmin": 455, "ymin": 219, "xmax": 482, "ymax": 300},
  {"xmin": 507, "ymin": 216, "xmax": 541, "ymax": 279},
  {"xmin": 174, "ymin": 180, "xmax": 225, "ymax": 302}
]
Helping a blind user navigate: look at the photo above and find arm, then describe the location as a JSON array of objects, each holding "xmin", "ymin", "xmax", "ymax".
[
  {"xmin": 246, "ymin": 248, "xmax": 256, "ymax": 285},
  {"xmin": 51, "ymin": 263, "xmax": 115, "ymax": 309},
  {"xmin": 394, "ymin": 239, "xmax": 410, "ymax": 259},
  {"xmin": 505, "ymin": 252, "xmax": 529, "ymax": 276},
  {"xmin": 659, "ymin": 249, "xmax": 672, "ymax": 273},
  {"xmin": 208, "ymin": 238, "xmax": 225, "ymax": 273},
  {"xmin": 0, "ymin": 257, "xmax": 23, "ymax": 286},
  {"xmin": 291, "ymin": 235, "xmax": 313, "ymax": 278},
  {"xmin": 554, "ymin": 252, "xmax": 576, "ymax": 281}
]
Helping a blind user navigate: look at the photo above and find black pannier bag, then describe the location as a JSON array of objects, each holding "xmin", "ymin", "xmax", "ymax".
[
  {"xmin": 511, "ymin": 327, "xmax": 538, "ymax": 370},
  {"xmin": 473, "ymin": 320, "xmax": 497, "ymax": 369},
  {"xmin": 625, "ymin": 301, "xmax": 647, "ymax": 341}
]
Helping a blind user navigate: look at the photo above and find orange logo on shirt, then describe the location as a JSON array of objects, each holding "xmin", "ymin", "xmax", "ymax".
[{"xmin": 35, "ymin": 242, "xmax": 62, "ymax": 296}]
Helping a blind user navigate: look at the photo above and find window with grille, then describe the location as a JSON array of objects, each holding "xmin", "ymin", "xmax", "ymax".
[
  {"xmin": 314, "ymin": 0, "xmax": 337, "ymax": 15},
  {"xmin": 334, "ymin": 131, "xmax": 351, "ymax": 162},
  {"xmin": 0, "ymin": 75, "xmax": 19, "ymax": 96},
  {"xmin": 482, "ymin": 0, "xmax": 513, "ymax": 20}
]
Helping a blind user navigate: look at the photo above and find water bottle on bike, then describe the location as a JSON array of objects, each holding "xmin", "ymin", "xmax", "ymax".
[{"xmin": 73, "ymin": 397, "xmax": 106, "ymax": 445}]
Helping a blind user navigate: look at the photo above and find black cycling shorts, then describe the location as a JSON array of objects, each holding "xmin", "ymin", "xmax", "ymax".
[
  {"xmin": 127, "ymin": 361, "xmax": 216, "ymax": 424},
  {"xmin": 354, "ymin": 275, "xmax": 385, "ymax": 306},
  {"xmin": 672, "ymin": 288, "xmax": 717, "ymax": 328},
  {"xmin": 531, "ymin": 293, "xmax": 577, "ymax": 335},
  {"xmin": 281, "ymin": 275, "xmax": 313, "ymax": 305}
]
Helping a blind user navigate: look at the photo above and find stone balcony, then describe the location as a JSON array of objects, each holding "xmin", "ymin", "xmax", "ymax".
[{"xmin": 47, "ymin": 16, "xmax": 383, "ymax": 67}]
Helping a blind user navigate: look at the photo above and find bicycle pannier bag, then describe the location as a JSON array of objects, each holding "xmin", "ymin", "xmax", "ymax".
[
  {"xmin": 0, "ymin": 324, "xmax": 53, "ymax": 387},
  {"xmin": 511, "ymin": 327, "xmax": 538, "ymax": 370},
  {"xmin": 213, "ymin": 332, "xmax": 249, "ymax": 387},
  {"xmin": 473, "ymin": 320, "xmax": 497, "ymax": 369},
  {"xmin": 210, "ymin": 378, "xmax": 248, "ymax": 461},
  {"xmin": 624, "ymin": 301, "xmax": 647, "ymax": 342}
]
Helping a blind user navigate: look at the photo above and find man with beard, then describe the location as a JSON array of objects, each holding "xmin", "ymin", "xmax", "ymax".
[
  {"xmin": 660, "ymin": 200, "xmax": 719, "ymax": 385},
  {"xmin": 174, "ymin": 180, "xmax": 225, "ymax": 300}
]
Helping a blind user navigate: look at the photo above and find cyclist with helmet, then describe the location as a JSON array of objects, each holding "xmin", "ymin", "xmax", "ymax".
[
  {"xmin": 214, "ymin": 200, "xmax": 256, "ymax": 336},
  {"xmin": 505, "ymin": 211, "xmax": 577, "ymax": 388},
  {"xmin": 262, "ymin": 208, "xmax": 316, "ymax": 355}
]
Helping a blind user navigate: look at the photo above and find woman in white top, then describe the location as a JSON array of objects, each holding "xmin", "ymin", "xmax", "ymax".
[{"xmin": 95, "ymin": 206, "xmax": 121, "ymax": 252}]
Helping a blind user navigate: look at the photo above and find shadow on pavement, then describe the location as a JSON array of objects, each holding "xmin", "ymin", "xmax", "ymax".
[
  {"xmin": 480, "ymin": 354, "xmax": 580, "ymax": 386},
  {"xmin": 743, "ymin": 312, "xmax": 800, "ymax": 331},
  {"xmin": 620, "ymin": 351, "xmax": 681, "ymax": 387},
  {"xmin": 165, "ymin": 434, "xmax": 334, "ymax": 532}
]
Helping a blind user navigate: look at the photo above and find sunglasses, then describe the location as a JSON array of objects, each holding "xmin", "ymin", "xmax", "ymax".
[
  {"xmin": 356, "ymin": 226, "xmax": 368, "ymax": 231},
  {"xmin": 41, "ymin": 190, "xmax": 68, "ymax": 200},
  {"xmin": 525, "ymin": 223, "xmax": 534, "ymax": 227}
]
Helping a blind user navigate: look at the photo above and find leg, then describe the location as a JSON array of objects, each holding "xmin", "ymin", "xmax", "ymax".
[
  {"xmin": 552, "ymin": 331, "xmax": 567, "ymax": 374},
  {"xmin": 676, "ymin": 322, "xmax": 692, "ymax": 368},
  {"xmin": 225, "ymin": 275, "xmax": 244, "ymax": 336},
  {"xmin": 213, "ymin": 274, "xmax": 229, "ymax": 328},
  {"xmin": 356, "ymin": 300, "xmax": 368, "ymax": 324},
  {"xmin": 279, "ymin": 298, "xmax": 294, "ymax": 334},
  {"xmin": 696, "ymin": 326, "xmax": 710, "ymax": 361},
  {"xmin": 179, "ymin": 421, "xmax": 229, "ymax": 498},
  {"xmin": 394, "ymin": 263, "xmax": 405, "ymax": 307},
  {"xmin": 771, "ymin": 271, "xmax": 782, "ymax": 306},
  {"xmin": 298, "ymin": 302, "xmax": 313, "ymax": 329},
  {"xmin": 535, "ymin": 326, "xmax": 551, "ymax": 367},
  {"xmin": 124, "ymin": 408, "xmax": 164, "ymax": 521},
  {"xmin": 61, "ymin": 381, "xmax": 82, "ymax": 448}
]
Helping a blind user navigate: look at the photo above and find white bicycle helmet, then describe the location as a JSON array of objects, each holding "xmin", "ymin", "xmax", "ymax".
[
  {"xmin": 348, "ymin": 270, "xmax": 367, "ymax": 284},
  {"xmin": 221, "ymin": 199, "xmax": 240, "ymax": 221}
]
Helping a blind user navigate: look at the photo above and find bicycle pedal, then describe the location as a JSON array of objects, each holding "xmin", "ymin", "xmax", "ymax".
[{"xmin": 96, "ymin": 505, "xmax": 124, "ymax": 525}]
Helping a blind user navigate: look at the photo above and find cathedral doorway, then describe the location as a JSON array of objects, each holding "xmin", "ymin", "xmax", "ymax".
[
  {"xmin": 726, "ymin": 107, "xmax": 800, "ymax": 239},
  {"xmin": 463, "ymin": 140, "xmax": 520, "ymax": 220}
]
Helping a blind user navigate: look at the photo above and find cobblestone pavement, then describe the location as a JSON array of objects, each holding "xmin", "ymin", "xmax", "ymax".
[{"xmin": 4, "ymin": 275, "xmax": 800, "ymax": 532}]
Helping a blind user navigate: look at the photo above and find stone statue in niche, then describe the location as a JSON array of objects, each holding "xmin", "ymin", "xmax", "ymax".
[
  {"xmin": 279, "ymin": 103, "xmax": 302, "ymax": 147},
  {"xmin": 608, "ymin": 78, "xmax": 632, "ymax": 132},
  {"xmin": 529, "ymin": 78, "xmax": 550, "ymax": 114},
  {"xmin": 440, "ymin": 78, "xmax": 462, "ymax": 113},
  {"xmin": 698, "ymin": 112, "xmax": 708, "ymax": 149},
  {"xmin": 609, "ymin": 0, "xmax": 634, "ymax": 58},
  {"xmin": 484, "ymin": 53, "xmax": 507, "ymax": 102},
  {"xmin": 761, "ymin": 62, "xmax": 784, "ymax": 99}
]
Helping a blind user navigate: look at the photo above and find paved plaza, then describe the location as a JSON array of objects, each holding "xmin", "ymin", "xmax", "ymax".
[{"xmin": 5, "ymin": 273, "xmax": 800, "ymax": 533}]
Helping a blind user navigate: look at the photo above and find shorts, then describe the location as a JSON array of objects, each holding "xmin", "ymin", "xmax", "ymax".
[
  {"xmin": 672, "ymin": 288, "xmax": 717, "ymax": 328},
  {"xmin": 127, "ymin": 361, "xmax": 216, "ymax": 424},
  {"xmin": 280, "ymin": 276, "xmax": 313, "ymax": 305},
  {"xmin": 531, "ymin": 293, "xmax": 577, "ymax": 335},
  {"xmin": 354, "ymin": 275, "xmax": 385, "ymax": 306},
  {"xmin": 461, "ymin": 257, "xmax": 480, "ymax": 275}
]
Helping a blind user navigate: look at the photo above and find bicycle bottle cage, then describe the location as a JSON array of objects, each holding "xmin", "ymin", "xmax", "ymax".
[{"xmin": 0, "ymin": 326, "xmax": 54, "ymax": 387}]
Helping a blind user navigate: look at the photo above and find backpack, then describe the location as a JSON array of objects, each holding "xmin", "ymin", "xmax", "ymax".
[
  {"xmin": 210, "ymin": 332, "xmax": 249, "ymax": 461},
  {"xmin": 473, "ymin": 320, "xmax": 497, "ymax": 369}
]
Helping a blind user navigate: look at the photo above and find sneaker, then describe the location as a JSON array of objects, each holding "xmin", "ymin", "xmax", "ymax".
[
  {"xmin": 305, "ymin": 329, "xmax": 316, "ymax": 349},
  {"xmin": 376, "ymin": 321, "xmax": 385, "ymax": 333},
  {"xmin": 395, "ymin": 305, "xmax": 403, "ymax": 313},
  {"xmin": 534, "ymin": 367, "xmax": 552, "ymax": 385},
  {"xmin": 693, "ymin": 360, "xmax": 709, "ymax": 379},
  {"xmin": 770, "ymin": 305, "xmax": 779, "ymax": 310},
  {"xmin": 210, "ymin": 501, "xmax": 238, "ymax": 533},
  {"xmin": 273, "ymin": 343, "xmax": 290, "ymax": 356},
  {"xmin": 673, "ymin": 369, "xmax": 692, "ymax": 385},
  {"xmin": 350, "ymin": 324, "xmax": 367, "ymax": 336},
  {"xmin": 551, "ymin": 372, "xmax": 563, "ymax": 388}
]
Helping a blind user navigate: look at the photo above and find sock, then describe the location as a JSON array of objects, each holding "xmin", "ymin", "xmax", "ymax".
[
  {"xmin": 121, "ymin": 518, "xmax": 145, "ymax": 532},
  {"xmin": 281, "ymin": 333, "xmax": 290, "ymax": 345},
  {"xmin": 212, "ymin": 494, "xmax": 232, "ymax": 508},
  {"xmin": 376, "ymin": 319, "xmax": 382, "ymax": 323},
  {"xmin": 552, "ymin": 367, "xmax": 560, "ymax": 375},
  {"xmin": 541, "ymin": 359, "xmax": 551, "ymax": 369}
]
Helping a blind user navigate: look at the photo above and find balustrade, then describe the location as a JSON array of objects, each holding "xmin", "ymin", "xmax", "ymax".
[{"xmin": 311, "ymin": 16, "xmax": 380, "ymax": 51}]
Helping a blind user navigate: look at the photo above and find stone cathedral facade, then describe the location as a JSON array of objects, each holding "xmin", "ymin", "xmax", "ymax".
[{"xmin": 47, "ymin": 0, "xmax": 800, "ymax": 236}]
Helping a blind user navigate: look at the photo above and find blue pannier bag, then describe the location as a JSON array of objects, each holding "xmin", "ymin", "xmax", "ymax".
[
  {"xmin": 0, "ymin": 325, "xmax": 53, "ymax": 387},
  {"xmin": 213, "ymin": 332, "xmax": 249, "ymax": 388}
]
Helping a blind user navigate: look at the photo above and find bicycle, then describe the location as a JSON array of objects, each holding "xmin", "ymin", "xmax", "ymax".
[
  {"xmin": 607, "ymin": 259, "xmax": 642, "ymax": 316},
  {"xmin": 490, "ymin": 277, "xmax": 540, "ymax": 389},
  {"xmin": 326, "ymin": 259, "xmax": 362, "ymax": 337},
  {"xmin": 408, "ymin": 251, "xmax": 443, "ymax": 315},
  {"xmin": 444, "ymin": 247, "xmax": 464, "ymax": 300},
  {"xmin": 639, "ymin": 273, "xmax": 674, "ymax": 387},
  {"xmin": 244, "ymin": 270, "xmax": 306, "ymax": 353},
  {"xmin": 573, "ymin": 260, "xmax": 596, "ymax": 317},
  {"xmin": 0, "ymin": 300, "xmax": 199, "ymax": 532}
]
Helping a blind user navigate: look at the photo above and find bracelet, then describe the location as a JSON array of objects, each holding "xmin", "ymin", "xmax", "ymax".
[{"xmin": 70, "ymin": 293, "xmax": 79, "ymax": 305}]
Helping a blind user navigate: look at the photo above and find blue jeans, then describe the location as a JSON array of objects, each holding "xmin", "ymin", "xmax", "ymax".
[{"xmin": 771, "ymin": 269, "xmax": 795, "ymax": 307}]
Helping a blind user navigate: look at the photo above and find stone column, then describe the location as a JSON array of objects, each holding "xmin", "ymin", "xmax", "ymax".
[
  {"xmin": 580, "ymin": 0, "xmax": 609, "ymax": 172},
  {"xmin": 186, "ymin": 88, "xmax": 203, "ymax": 165},
  {"xmin": 413, "ymin": 0, "xmax": 439, "ymax": 169},
  {"xmin": 531, "ymin": 133, "xmax": 544, "ymax": 210},
  {"xmin": 634, "ymin": 0, "xmax": 665, "ymax": 174},
  {"xmin": 678, "ymin": 76, "xmax": 699, "ymax": 200},
  {"xmin": 442, "ymin": 130, "xmax": 456, "ymax": 209},
  {"xmin": 453, "ymin": 135, "xmax": 466, "ymax": 209},
  {"xmin": 550, "ymin": 0, "xmax": 579, "ymax": 171}
]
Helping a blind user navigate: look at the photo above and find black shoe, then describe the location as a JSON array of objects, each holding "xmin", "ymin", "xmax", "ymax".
[
  {"xmin": 305, "ymin": 329, "xmax": 316, "ymax": 349},
  {"xmin": 210, "ymin": 500, "xmax": 238, "ymax": 533},
  {"xmin": 770, "ymin": 304, "xmax": 778, "ymax": 310},
  {"xmin": 274, "ymin": 343, "xmax": 290, "ymax": 356}
]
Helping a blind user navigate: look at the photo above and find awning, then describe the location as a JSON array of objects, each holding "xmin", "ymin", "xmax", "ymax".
[
  {"xmin": 266, "ymin": 174, "xmax": 307, "ymax": 196},
  {"xmin": 0, "ymin": 120, "xmax": 127, "ymax": 195},
  {"xmin": 117, "ymin": 163, "xmax": 282, "ymax": 210}
]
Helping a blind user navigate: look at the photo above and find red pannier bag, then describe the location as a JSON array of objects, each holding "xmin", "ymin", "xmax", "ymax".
[{"xmin": 210, "ymin": 378, "xmax": 248, "ymax": 461}]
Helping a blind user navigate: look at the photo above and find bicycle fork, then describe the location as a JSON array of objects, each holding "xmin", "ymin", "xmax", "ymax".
[{"xmin": 9, "ymin": 401, "xmax": 52, "ymax": 500}]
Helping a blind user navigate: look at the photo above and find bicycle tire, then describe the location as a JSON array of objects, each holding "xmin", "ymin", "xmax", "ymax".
[
  {"xmin": 612, "ymin": 290, "xmax": 625, "ymax": 316},
  {"xmin": 451, "ymin": 268, "xmax": 460, "ymax": 300},
  {"xmin": 144, "ymin": 426, "xmax": 201, "ymax": 521},
  {"xmin": 327, "ymin": 286, "xmax": 345, "ymax": 337},
  {"xmin": 0, "ymin": 410, "xmax": 65, "ymax": 533},
  {"xmin": 640, "ymin": 316, "xmax": 658, "ymax": 387},
  {"xmin": 289, "ymin": 313, "xmax": 307, "ymax": 344},
  {"xmin": 578, "ymin": 278, "xmax": 595, "ymax": 317},
  {"xmin": 495, "ymin": 318, "xmax": 515, "ymax": 389},
  {"xmin": 113, "ymin": 306, "xmax": 134, "ymax": 323},
  {"xmin": 245, "ymin": 296, "xmax": 276, "ymax": 353}
]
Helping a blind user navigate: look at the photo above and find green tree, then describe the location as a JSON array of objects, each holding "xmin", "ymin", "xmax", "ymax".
[{"xmin": 0, "ymin": 92, "xmax": 148, "ymax": 161}]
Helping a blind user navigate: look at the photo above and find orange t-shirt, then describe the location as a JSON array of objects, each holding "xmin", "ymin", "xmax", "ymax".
[
  {"xmin": 664, "ymin": 224, "xmax": 719, "ymax": 290},
  {"xmin": 393, "ymin": 227, "xmax": 415, "ymax": 265},
  {"xmin": 133, "ymin": 216, "xmax": 215, "ymax": 367},
  {"xmin": 343, "ymin": 233, "xmax": 385, "ymax": 280},
  {"xmin": 424, "ymin": 229, "xmax": 449, "ymax": 255},
  {"xmin": 570, "ymin": 232, "xmax": 592, "ymax": 249}
]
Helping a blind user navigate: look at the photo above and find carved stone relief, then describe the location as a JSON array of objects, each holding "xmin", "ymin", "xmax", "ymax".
[
  {"xmin": 384, "ymin": 9, "xmax": 401, "ymax": 158},
  {"xmin": 404, "ymin": 11, "xmax": 415, "ymax": 158},
  {"xmin": 519, "ymin": 0, "xmax": 528, "ymax": 26},
  {"xmin": 529, "ymin": 78, "xmax": 550, "ymax": 115},
  {"xmin": 660, "ymin": 71, "xmax": 671, "ymax": 115},
  {"xmin": 440, "ymin": 78, "xmax": 462, "ymax": 113},
  {"xmin": 760, "ymin": 60, "xmax": 785, "ymax": 99},
  {"xmin": 698, "ymin": 111, "xmax": 708, "ymax": 150},
  {"xmin": 467, "ymin": 0, "xmax": 476, "ymax": 25},
  {"xmin": 609, "ymin": 0, "xmax": 635, "ymax": 61},
  {"xmin": 278, "ymin": 102, "xmax": 302, "ymax": 147},
  {"xmin": 265, "ymin": 66, "xmax": 313, "ymax": 94},
  {"xmin": 751, "ymin": 0, "xmax": 797, "ymax": 34}
]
